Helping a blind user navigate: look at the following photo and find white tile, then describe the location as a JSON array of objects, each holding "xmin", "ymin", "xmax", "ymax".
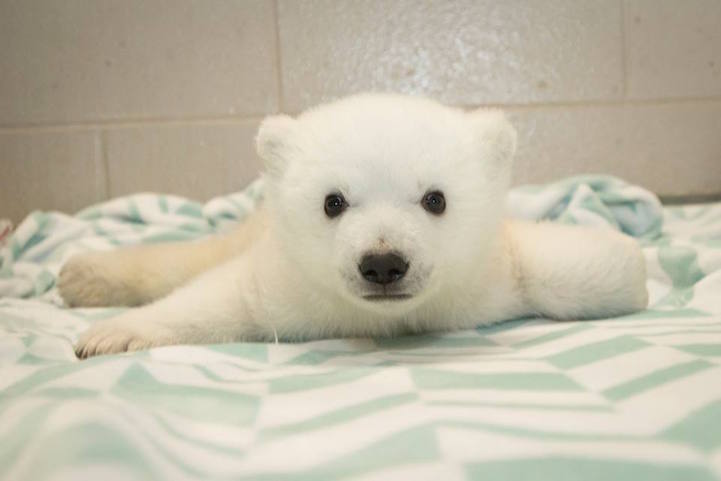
[
  {"xmin": 510, "ymin": 101, "xmax": 721, "ymax": 197},
  {"xmin": 0, "ymin": 0, "xmax": 278, "ymax": 125},
  {"xmin": 626, "ymin": 0, "xmax": 721, "ymax": 99},
  {"xmin": 105, "ymin": 121, "xmax": 263, "ymax": 200},
  {"xmin": 278, "ymin": 0, "xmax": 624, "ymax": 111},
  {"xmin": 0, "ymin": 131, "xmax": 105, "ymax": 223}
]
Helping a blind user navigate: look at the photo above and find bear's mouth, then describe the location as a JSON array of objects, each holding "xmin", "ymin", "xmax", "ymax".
[{"xmin": 362, "ymin": 293, "xmax": 413, "ymax": 302}]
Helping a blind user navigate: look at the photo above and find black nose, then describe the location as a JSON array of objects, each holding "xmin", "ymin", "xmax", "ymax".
[{"xmin": 359, "ymin": 253, "xmax": 409, "ymax": 285}]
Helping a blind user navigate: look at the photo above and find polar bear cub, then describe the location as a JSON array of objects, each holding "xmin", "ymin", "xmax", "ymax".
[{"xmin": 59, "ymin": 93, "xmax": 648, "ymax": 358}]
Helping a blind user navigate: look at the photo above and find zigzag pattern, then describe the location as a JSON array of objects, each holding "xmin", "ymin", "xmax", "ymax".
[{"xmin": 1, "ymin": 200, "xmax": 720, "ymax": 480}]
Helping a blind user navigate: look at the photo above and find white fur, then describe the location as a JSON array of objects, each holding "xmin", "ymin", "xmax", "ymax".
[{"xmin": 58, "ymin": 93, "xmax": 648, "ymax": 358}]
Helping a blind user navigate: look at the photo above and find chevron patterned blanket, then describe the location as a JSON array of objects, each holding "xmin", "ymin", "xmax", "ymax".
[{"xmin": 1, "ymin": 177, "xmax": 720, "ymax": 480}]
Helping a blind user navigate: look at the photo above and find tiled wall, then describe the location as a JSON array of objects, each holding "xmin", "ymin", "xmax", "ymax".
[{"xmin": 1, "ymin": 0, "xmax": 720, "ymax": 222}]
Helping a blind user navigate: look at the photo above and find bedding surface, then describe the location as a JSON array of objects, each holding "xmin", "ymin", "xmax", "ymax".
[{"xmin": 1, "ymin": 177, "xmax": 720, "ymax": 481}]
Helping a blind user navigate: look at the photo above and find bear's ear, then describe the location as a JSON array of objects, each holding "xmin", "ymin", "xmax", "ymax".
[
  {"xmin": 468, "ymin": 109, "xmax": 517, "ymax": 175},
  {"xmin": 255, "ymin": 115, "xmax": 298, "ymax": 176}
]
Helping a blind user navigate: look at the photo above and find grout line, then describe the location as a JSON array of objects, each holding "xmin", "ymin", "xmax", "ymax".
[
  {"xmin": 1, "ymin": 95, "xmax": 721, "ymax": 133},
  {"xmin": 91, "ymin": 131, "xmax": 106, "ymax": 202},
  {"xmin": 619, "ymin": 0, "xmax": 629, "ymax": 99},
  {"xmin": 99, "ymin": 130, "xmax": 111, "ymax": 201},
  {"xmin": 271, "ymin": 0, "xmax": 284, "ymax": 113},
  {"xmin": 462, "ymin": 95, "xmax": 721, "ymax": 112},
  {"xmin": 660, "ymin": 193, "xmax": 721, "ymax": 205},
  {"xmin": 0, "ymin": 115, "xmax": 268, "ymax": 134}
]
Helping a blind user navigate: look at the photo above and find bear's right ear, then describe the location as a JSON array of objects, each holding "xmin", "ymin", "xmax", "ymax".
[{"xmin": 255, "ymin": 115, "xmax": 297, "ymax": 176}]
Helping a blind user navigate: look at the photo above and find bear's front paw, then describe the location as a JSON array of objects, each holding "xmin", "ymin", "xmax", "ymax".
[{"xmin": 75, "ymin": 317, "xmax": 163, "ymax": 359}]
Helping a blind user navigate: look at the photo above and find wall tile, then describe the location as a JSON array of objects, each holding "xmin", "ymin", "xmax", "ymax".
[
  {"xmin": 0, "ymin": 0, "xmax": 278, "ymax": 125},
  {"xmin": 509, "ymin": 101, "xmax": 721, "ymax": 197},
  {"xmin": 626, "ymin": 0, "xmax": 721, "ymax": 99},
  {"xmin": 0, "ymin": 131, "xmax": 105, "ymax": 223},
  {"xmin": 278, "ymin": 0, "xmax": 624, "ymax": 112},
  {"xmin": 105, "ymin": 121, "xmax": 263, "ymax": 200}
]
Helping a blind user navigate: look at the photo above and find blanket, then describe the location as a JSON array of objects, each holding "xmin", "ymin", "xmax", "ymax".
[{"xmin": 2, "ymin": 176, "xmax": 720, "ymax": 481}]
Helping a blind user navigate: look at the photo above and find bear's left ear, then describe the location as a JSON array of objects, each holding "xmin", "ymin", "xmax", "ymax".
[
  {"xmin": 468, "ymin": 109, "xmax": 517, "ymax": 175},
  {"xmin": 255, "ymin": 115, "xmax": 298, "ymax": 176}
]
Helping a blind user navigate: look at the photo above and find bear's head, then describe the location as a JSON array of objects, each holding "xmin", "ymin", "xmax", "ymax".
[{"xmin": 256, "ymin": 93, "xmax": 516, "ymax": 315}]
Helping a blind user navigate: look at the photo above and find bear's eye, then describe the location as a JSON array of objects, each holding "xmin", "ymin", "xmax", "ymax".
[
  {"xmin": 324, "ymin": 193, "xmax": 348, "ymax": 218},
  {"xmin": 422, "ymin": 191, "xmax": 446, "ymax": 215}
]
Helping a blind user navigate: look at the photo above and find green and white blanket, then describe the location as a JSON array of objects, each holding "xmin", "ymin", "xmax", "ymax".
[{"xmin": 1, "ymin": 176, "xmax": 721, "ymax": 481}]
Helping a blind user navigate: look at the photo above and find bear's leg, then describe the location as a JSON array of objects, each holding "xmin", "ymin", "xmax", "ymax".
[
  {"xmin": 58, "ymin": 209, "xmax": 267, "ymax": 307},
  {"xmin": 74, "ymin": 254, "xmax": 265, "ymax": 358},
  {"xmin": 507, "ymin": 221, "xmax": 648, "ymax": 320}
]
